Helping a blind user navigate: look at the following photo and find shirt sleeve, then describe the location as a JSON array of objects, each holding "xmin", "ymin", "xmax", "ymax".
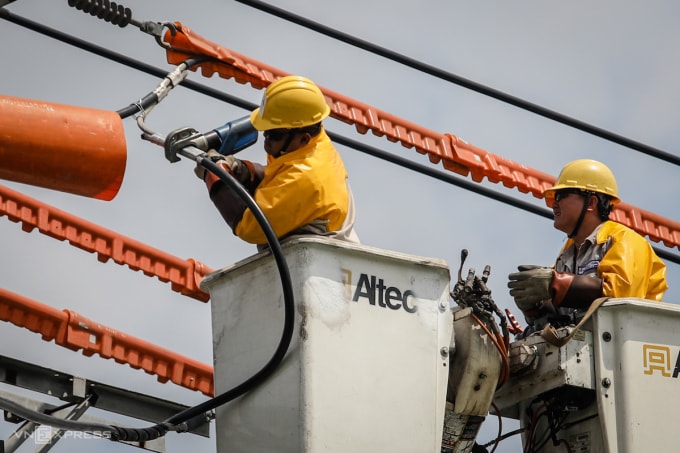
[{"xmin": 598, "ymin": 226, "xmax": 668, "ymax": 301}]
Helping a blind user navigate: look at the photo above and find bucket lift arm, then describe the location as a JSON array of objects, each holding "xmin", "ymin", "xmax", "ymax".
[{"xmin": 441, "ymin": 250, "xmax": 510, "ymax": 452}]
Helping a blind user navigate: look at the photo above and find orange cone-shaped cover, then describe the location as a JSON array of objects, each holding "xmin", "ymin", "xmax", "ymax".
[{"xmin": 0, "ymin": 94, "xmax": 127, "ymax": 201}]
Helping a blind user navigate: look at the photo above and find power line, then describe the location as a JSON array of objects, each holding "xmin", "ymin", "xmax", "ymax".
[
  {"xmin": 330, "ymin": 133, "xmax": 680, "ymax": 267},
  {"xmin": 1, "ymin": 9, "xmax": 679, "ymax": 266},
  {"xmin": 235, "ymin": 0, "xmax": 680, "ymax": 167},
  {"xmin": 0, "ymin": 9, "xmax": 254, "ymax": 111}
]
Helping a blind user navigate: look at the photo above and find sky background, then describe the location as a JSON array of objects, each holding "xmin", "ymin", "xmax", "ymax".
[{"xmin": 1, "ymin": 1, "xmax": 680, "ymax": 452}]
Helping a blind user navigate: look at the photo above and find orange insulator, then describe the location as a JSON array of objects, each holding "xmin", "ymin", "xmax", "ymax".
[{"xmin": 0, "ymin": 94, "xmax": 127, "ymax": 201}]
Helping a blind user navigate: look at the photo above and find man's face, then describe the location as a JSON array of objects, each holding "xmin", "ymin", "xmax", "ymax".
[
  {"xmin": 263, "ymin": 129, "xmax": 309, "ymax": 156},
  {"xmin": 551, "ymin": 189, "xmax": 586, "ymax": 234}
]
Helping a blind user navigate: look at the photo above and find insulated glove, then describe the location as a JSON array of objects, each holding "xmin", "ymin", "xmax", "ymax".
[
  {"xmin": 228, "ymin": 158, "xmax": 255, "ymax": 185},
  {"xmin": 196, "ymin": 151, "xmax": 256, "ymax": 184},
  {"xmin": 507, "ymin": 265, "xmax": 554, "ymax": 312},
  {"xmin": 194, "ymin": 150, "xmax": 227, "ymax": 180}
]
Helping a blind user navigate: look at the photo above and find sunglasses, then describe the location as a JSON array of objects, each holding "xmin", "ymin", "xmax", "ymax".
[
  {"xmin": 553, "ymin": 189, "xmax": 585, "ymax": 202},
  {"xmin": 264, "ymin": 129, "xmax": 291, "ymax": 141}
]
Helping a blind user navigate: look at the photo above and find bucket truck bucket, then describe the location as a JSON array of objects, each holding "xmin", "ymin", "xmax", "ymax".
[
  {"xmin": 494, "ymin": 298, "xmax": 680, "ymax": 453},
  {"xmin": 201, "ymin": 237, "xmax": 454, "ymax": 453},
  {"xmin": 0, "ymin": 94, "xmax": 127, "ymax": 201}
]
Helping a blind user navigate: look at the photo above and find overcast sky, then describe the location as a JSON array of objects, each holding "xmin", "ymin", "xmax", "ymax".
[{"xmin": 2, "ymin": 1, "xmax": 679, "ymax": 452}]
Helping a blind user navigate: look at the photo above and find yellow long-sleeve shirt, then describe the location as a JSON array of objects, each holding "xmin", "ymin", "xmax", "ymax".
[
  {"xmin": 555, "ymin": 220, "xmax": 668, "ymax": 301},
  {"xmin": 235, "ymin": 130, "xmax": 353, "ymax": 245}
]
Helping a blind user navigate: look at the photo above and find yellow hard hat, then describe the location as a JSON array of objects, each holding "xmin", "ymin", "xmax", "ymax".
[
  {"xmin": 249, "ymin": 75, "xmax": 331, "ymax": 131},
  {"xmin": 544, "ymin": 159, "xmax": 620, "ymax": 205}
]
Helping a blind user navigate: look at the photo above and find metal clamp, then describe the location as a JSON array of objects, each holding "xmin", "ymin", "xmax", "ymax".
[{"xmin": 164, "ymin": 127, "xmax": 209, "ymax": 163}]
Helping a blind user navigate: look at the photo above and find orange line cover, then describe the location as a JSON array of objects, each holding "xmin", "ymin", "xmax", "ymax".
[
  {"xmin": 0, "ymin": 287, "xmax": 214, "ymax": 396},
  {"xmin": 163, "ymin": 23, "xmax": 680, "ymax": 251},
  {"xmin": 0, "ymin": 183, "xmax": 212, "ymax": 302}
]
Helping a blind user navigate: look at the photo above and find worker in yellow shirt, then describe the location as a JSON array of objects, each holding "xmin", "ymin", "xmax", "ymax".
[
  {"xmin": 508, "ymin": 159, "xmax": 667, "ymax": 331},
  {"xmin": 196, "ymin": 75, "xmax": 359, "ymax": 248}
]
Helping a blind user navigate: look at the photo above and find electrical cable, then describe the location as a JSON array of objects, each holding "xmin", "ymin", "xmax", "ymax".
[
  {"xmin": 3, "ymin": 8, "xmax": 679, "ymax": 266},
  {"xmin": 488, "ymin": 402, "xmax": 503, "ymax": 453},
  {"xmin": 117, "ymin": 56, "xmax": 212, "ymax": 119},
  {"xmin": 235, "ymin": 0, "xmax": 680, "ymax": 167},
  {"xmin": 2, "ymin": 8, "xmax": 679, "ymax": 267},
  {"xmin": 53, "ymin": 0, "xmax": 680, "ymax": 167},
  {"xmin": 0, "ymin": 9, "xmax": 255, "ymax": 112},
  {"xmin": 481, "ymin": 427, "xmax": 525, "ymax": 448},
  {"xmin": 117, "ymin": 92, "xmax": 157, "ymax": 119}
]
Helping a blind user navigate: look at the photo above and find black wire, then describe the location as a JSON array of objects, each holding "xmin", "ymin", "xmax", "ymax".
[
  {"xmin": 117, "ymin": 56, "xmax": 212, "ymax": 118},
  {"xmin": 533, "ymin": 410, "xmax": 570, "ymax": 452},
  {"xmin": 0, "ymin": 395, "xmax": 116, "ymax": 436},
  {"xmin": 117, "ymin": 92, "xmax": 157, "ymax": 118},
  {"xmin": 330, "ymin": 132, "xmax": 680, "ymax": 266},
  {"xmin": 235, "ymin": 0, "xmax": 680, "ymax": 167},
  {"xmin": 2, "ymin": 8, "xmax": 679, "ymax": 267},
  {"xmin": 162, "ymin": 158, "xmax": 295, "ymax": 428},
  {"xmin": 331, "ymin": 132, "xmax": 554, "ymax": 220},
  {"xmin": 110, "ymin": 159, "xmax": 297, "ymax": 442},
  {"xmin": 481, "ymin": 427, "xmax": 525, "ymax": 447},
  {"xmin": 528, "ymin": 412, "xmax": 552, "ymax": 453},
  {"xmin": 6, "ymin": 157, "xmax": 296, "ymax": 443},
  {"xmin": 0, "ymin": 9, "xmax": 254, "ymax": 111}
]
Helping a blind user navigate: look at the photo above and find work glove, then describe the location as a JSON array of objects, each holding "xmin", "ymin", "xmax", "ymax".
[
  {"xmin": 507, "ymin": 265, "xmax": 554, "ymax": 313},
  {"xmin": 194, "ymin": 150, "xmax": 227, "ymax": 180},
  {"xmin": 228, "ymin": 158, "xmax": 255, "ymax": 185},
  {"xmin": 195, "ymin": 150, "xmax": 254, "ymax": 180}
]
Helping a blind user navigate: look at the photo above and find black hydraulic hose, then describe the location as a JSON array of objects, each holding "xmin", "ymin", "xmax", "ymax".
[
  {"xmin": 116, "ymin": 92, "xmax": 157, "ymax": 118},
  {"xmin": 163, "ymin": 158, "xmax": 296, "ymax": 427},
  {"xmin": 235, "ymin": 0, "xmax": 680, "ymax": 167},
  {"xmin": 0, "ymin": 395, "xmax": 115, "ymax": 436},
  {"xmin": 0, "ymin": 159, "xmax": 296, "ymax": 443},
  {"xmin": 117, "ymin": 56, "xmax": 212, "ymax": 119},
  {"xmin": 111, "ymin": 158, "xmax": 296, "ymax": 442}
]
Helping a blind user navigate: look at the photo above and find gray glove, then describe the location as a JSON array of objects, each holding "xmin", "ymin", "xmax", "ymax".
[
  {"xmin": 227, "ymin": 158, "xmax": 253, "ymax": 185},
  {"xmin": 507, "ymin": 265, "xmax": 554, "ymax": 311},
  {"xmin": 194, "ymin": 151, "xmax": 252, "ymax": 183},
  {"xmin": 194, "ymin": 150, "xmax": 227, "ymax": 180}
]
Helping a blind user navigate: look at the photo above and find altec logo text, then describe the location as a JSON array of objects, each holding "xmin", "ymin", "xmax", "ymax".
[{"xmin": 344, "ymin": 270, "xmax": 417, "ymax": 314}]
